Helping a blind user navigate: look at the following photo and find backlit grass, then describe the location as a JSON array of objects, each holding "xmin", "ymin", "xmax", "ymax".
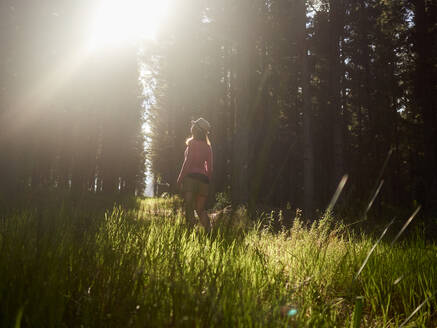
[{"xmin": 0, "ymin": 197, "xmax": 435, "ymax": 327}]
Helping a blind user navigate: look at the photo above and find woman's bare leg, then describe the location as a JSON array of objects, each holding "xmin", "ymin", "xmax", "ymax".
[
  {"xmin": 195, "ymin": 195, "xmax": 210, "ymax": 232},
  {"xmin": 183, "ymin": 191, "xmax": 195, "ymax": 226}
]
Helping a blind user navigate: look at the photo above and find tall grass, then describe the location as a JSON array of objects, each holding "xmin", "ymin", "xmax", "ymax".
[{"xmin": 0, "ymin": 197, "xmax": 435, "ymax": 327}]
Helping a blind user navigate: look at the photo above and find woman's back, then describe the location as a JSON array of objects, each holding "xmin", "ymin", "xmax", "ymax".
[{"xmin": 182, "ymin": 139, "xmax": 212, "ymax": 179}]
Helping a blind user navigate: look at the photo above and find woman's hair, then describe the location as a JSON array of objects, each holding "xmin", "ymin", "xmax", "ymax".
[{"xmin": 186, "ymin": 124, "xmax": 210, "ymax": 145}]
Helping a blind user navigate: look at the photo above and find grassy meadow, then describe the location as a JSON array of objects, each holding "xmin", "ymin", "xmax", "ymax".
[{"xmin": 0, "ymin": 197, "xmax": 436, "ymax": 327}]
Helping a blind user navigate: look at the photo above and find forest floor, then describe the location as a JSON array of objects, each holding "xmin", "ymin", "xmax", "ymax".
[{"xmin": 0, "ymin": 196, "xmax": 436, "ymax": 327}]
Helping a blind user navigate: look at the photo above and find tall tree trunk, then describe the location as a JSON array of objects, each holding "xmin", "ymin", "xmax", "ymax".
[
  {"xmin": 231, "ymin": 45, "xmax": 251, "ymax": 207},
  {"xmin": 329, "ymin": 0, "xmax": 345, "ymax": 191},
  {"xmin": 298, "ymin": 0, "xmax": 314, "ymax": 215},
  {"xmin": 412, "ymin": 0, "xmax": 437, "ymax": 208},
  {"xmin": 231, "ymin": 2, "xmax": 255, "ymax": 207}
]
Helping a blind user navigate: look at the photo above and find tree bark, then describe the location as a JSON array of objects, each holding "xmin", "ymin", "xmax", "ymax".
[
  {"xmin": 231, "ymin": 2, "xmax": 255, "ymax": 208},
  {"xmin": 329, "ymin": 0, "xmax": 345, "ymax": 192},
  {"xmin": 298, "ymin": 0, "xmax": 314, "ymax": 215},
  {"xmin": 412, "ymin": 0, "xmax": 437, "ymax": 208}
]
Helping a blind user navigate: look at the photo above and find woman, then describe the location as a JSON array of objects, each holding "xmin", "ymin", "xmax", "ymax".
[{"xmin": 177, "ymin": 118, "xmax": 213, "ymax": 231}]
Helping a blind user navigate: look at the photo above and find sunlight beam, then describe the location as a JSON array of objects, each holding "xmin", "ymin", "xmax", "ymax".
[{"xmin": 88, "ymin": 0, "xmax": 169, "ymax": 50}]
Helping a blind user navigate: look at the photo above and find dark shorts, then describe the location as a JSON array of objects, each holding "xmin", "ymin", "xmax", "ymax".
[{"xmin": 183, "ymin": 173, "xmax": 209, "ymax": 196}]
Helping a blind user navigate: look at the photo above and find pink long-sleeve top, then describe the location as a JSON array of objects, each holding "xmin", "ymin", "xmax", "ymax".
[{"xmin": 177, "ymin": 139, "xmax": 213, "ymax": 184}]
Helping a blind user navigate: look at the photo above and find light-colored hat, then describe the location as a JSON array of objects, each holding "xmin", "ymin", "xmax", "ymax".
[{"xmin": 191, "ymin": 117, "xmax": 211, "ymax": 132}]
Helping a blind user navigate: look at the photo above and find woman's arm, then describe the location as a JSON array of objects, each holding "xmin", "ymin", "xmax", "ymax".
[
  {"xmin": 206, "ymin": 146, "xmax": 213, "ymax": 180},
  {"xmin": 177, "ymin": 143, "xmax": 193, "ymax": 185}
]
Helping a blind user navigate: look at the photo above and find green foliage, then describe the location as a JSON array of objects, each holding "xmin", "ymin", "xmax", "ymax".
[
  {"xmin": 0, "ymin": 198, "xmax": 436, "ymax": 327},
  {"xmin": 213, "ymin": 191, "xmax": 232, "ymax": 212},
  {"xmin": 351, "ymin": 296, "xmax": 364, "ymax": 328}
]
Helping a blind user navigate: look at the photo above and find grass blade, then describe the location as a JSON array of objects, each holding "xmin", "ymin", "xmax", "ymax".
[
  {"xmin": 14, "ymin": 307, "xmax": 24, "ymax": 328},
  {"xmin": 347, "ymin": 179, "xmax": 384, "ymax": 228},
  {"xmin": 364, "ymin": 180, "xmax": 384, "ymax": 217},
  {"xmin": 371, "ymin": 147, "xmax": 393, "ymax": 196},
  {"xmin": 355, "ymin": 218, "xmax": 394, "ymax": 279},
  {"xmin": 326, "ymin": 174, "xmax": 348, "ymax": 213},
  {"xmin": 391, "ymin": 206, "xmax": 421, "ymax": 245},
  {"xmin": 398, "ymin": 293, "xmax": 434, "ymax": 328},
  {"xmin": 351, "ymin": 296, "xmax": 364, "ymax": 328}
]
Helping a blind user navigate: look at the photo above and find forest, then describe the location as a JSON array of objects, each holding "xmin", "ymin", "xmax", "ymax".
[
  {"xmin": 0, "ymin": 0, "xmax": 436, "ymax": 327},
  {"xmin": 146, "ymin": 0, "xmax": 436, "ymax": 216},
  {"xmin": 1, "ymin": 0, "xmax": 436, "ymax": 217}
]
